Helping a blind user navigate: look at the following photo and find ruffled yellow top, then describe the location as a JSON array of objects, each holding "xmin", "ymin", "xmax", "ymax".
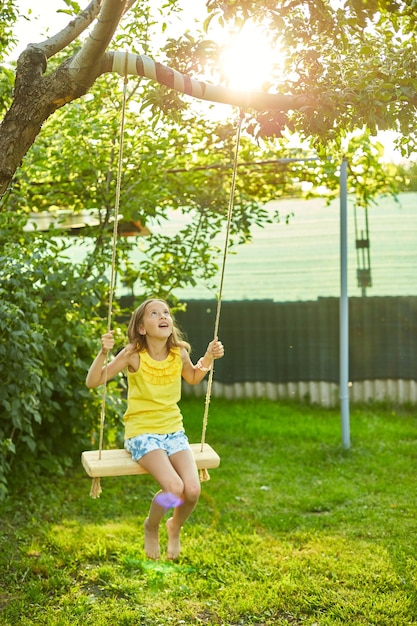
[{"xmin": 123, "ymin": 347, "xmax": 184, "ymax": 439}]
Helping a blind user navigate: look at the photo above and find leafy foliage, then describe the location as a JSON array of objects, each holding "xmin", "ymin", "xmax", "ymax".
[
  {"xmin": 206, "ymin": 0, "xmax": 417, "ymax": 157},
  {"xmin": 9, "ymin": 71, "xmax": 337, "ymax": 304},
  {"xmin": 0, "ymin": 0, "xmax": 18, "ymax": 60},
  {"xmin": 0, "ymin": 65, "xmax": 14, "ymax": 117},
  {"xmin": 0, "ymin": 213, "xmax": 126, "ymax": 499}
]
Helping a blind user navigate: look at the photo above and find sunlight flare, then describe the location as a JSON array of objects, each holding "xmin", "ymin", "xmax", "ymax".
[{"xmin": 219, "ymin": 21, "xmax": 282, "ymax": 92}]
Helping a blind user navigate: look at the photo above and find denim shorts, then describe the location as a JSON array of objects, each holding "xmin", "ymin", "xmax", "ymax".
[{"xmin": 124, "ymin": 431, "xmax": 190, "ymax": 461}]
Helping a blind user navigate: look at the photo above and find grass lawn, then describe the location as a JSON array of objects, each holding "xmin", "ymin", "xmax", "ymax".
[{"xmin": 1, "ymin": 398, "xmax": 416, "ymax": 625}]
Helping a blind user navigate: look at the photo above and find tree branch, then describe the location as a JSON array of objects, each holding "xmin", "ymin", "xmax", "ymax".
[
  {"xmin": 35, "ymin": 0, "xmax": 103, "ymax": 59},
  {"xmin": 102, "ymin": 50, "xmax": 315, "ymax": 113},
  {"xmin": 67, "ymin": 0, "xmax": 128, "ymax": 79}
]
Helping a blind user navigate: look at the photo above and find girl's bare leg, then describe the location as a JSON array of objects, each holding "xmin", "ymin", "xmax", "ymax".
[
  {"xmin": 143, "ymin": 495, "xmax": 165, "ymax": 560},
  {"xmin": 138, "ymin": 450, "xmax": 189, "ymax": 559},
  {"xmin": 166, "ymin": 449, "xmax": 201, "ymax": 559}
]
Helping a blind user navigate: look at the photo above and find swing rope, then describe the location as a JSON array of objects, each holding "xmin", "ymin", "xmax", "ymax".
[
  {"xmin": 199, "ymin": 109, "xmax": 243, "ymax": 481},
  {"xmin": 90, "ymin": 54, "xmax": 129, "ymax": 499},
  {"xmin": 89, "ymin": 56, "xmax": 243, "ymax": 495}
]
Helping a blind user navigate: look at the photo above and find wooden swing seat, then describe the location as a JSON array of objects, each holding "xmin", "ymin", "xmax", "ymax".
[{"xmin": 81, "ymin": 443, "xmax": 220, "ymax": 478}]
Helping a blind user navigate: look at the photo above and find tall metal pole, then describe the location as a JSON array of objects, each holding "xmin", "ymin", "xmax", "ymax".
[{"xmin": 340, "ymin": 158, "xmax": 350, "ymax": 448}]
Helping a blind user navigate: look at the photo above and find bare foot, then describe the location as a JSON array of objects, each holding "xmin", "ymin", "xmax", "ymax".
[
  {"xmin": 166, "ymin": 517, "xmax": 181, "ymax": 560},
  {"xmin": 144, "ymin": 517, "xmax": 160, "ymax": 560}
]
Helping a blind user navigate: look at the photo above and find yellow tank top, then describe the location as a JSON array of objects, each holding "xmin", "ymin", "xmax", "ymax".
[{"xmin": 123, "ymin": 347, "xmax": 184, "ymax": 439}]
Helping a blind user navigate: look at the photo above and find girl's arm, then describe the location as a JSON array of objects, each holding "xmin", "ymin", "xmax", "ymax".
[
  {"xmin": 181, "ymin": 337, "xmax": 224, "ymax": 385},
  {"xmin": 86, "ymin": 330, "xmax": 131, "ymax": 388}
]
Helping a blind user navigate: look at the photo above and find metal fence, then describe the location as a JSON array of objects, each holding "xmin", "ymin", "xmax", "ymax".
[
  {"xmin": 120, "ymin": 295, "xmax": 417, "ymax": 405},
  {"xmin": 176, "ymin": 296, "xmax": 417, "ymax": 405}
]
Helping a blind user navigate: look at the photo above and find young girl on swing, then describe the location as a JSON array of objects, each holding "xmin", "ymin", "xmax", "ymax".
[{"xmin": 86, "ymin": 298, "xmax": 224, "ymax": 560}]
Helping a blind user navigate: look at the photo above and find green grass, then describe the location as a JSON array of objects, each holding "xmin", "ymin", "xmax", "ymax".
[{"xmin": 1, "ymin": 399, "xmax": 417, "ymax": 625}]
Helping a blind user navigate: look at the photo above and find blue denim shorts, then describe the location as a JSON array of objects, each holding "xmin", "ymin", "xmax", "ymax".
[{"xmin": 124, "ymin": 430, "xmax": 190, "ymax": 461}]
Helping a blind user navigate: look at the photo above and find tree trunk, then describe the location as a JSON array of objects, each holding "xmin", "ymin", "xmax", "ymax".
[{"xmin": 0, "ymin": 0, "xmax": 125, "ymax": 202}]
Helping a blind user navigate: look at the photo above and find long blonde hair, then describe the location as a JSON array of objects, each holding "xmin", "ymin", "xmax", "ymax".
[{"xmin": 127, "ymin": 298, "xmax": 191, "ymax": 354}]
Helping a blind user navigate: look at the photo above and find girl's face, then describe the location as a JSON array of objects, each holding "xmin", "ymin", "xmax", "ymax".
[{"xmin": 139, "ymin": 300, "xmax": 173, "ymax": 338}]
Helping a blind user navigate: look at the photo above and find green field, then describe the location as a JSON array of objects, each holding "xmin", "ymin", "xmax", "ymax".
[{"xmin": 1, "ymin": 398, "xmax": 416, "ymax": 625}]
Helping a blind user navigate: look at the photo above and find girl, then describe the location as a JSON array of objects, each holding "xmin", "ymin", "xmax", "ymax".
[{"xmin": 86, "ymin": 298, "xmax": 224, "ymax": 560}]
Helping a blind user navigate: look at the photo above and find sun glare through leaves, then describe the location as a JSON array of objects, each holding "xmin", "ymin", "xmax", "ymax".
[{"xmin": 219, "ymin": 21, "xmax": 282, "ymax": 92}]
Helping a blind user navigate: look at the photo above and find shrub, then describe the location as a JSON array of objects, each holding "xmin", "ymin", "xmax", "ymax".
[{"xmin": 0, "ymin": 217, "xmax": 125, "ymax": 498}]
